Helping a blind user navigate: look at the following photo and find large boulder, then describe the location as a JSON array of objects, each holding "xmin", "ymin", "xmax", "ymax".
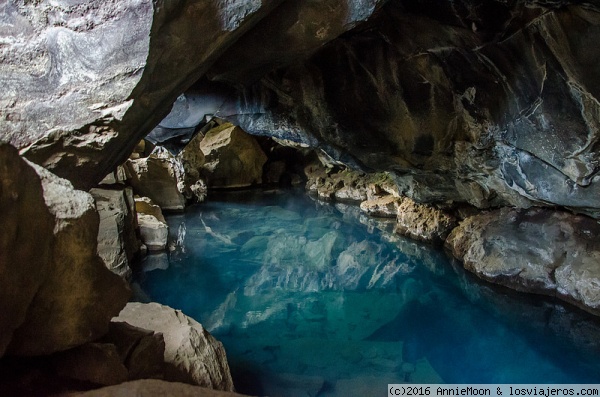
[
  {"xmin": 0, "ymin": 143, "xmax": 130, "ymax": 356},
  {"xmin": 446, "ymin": 208, "xmax": 600, "ymax": 315},
  {"xmin": 177, "ymin": 131, "xmax": 208, "ymax": 202},
  {"xmin": 114, "ymin": 302, "xmax": 235, "ymax": 391},
  {"xmin": 91, "ymin": 187, "xmax": 139, "ymax": 278},
  {"xmin": 0, "ymin": 143, "xmax": 54, "ymax": 357},
  {"xmin": 128, "ymin": 155, "xmax": 186, "ymax": 211},
  {"xmin": 200, "ymin": 124, "xmax": 267, "ymax": 189}
]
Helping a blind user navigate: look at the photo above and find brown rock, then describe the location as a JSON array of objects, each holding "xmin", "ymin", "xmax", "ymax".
[
  {"xmin": 6, "ymin": 161, "xmax": 131, "ymax": 356},
  {"xmin": 360, "ymin": 195, "xmax": 402, "ymax": 218},
  {"xmin": 395, "ymin": 198, "xmax": 457, "ymax": 245},
  {"xmin": 177, "ymin": 132, "xmax": 208, "ymax": 202},
  {"xmin": 446, "ymin": 208, "xmax": 600, "ymax": 314},
  {"xmin": 200, "ymin": 124, "xmax": 267, "ymax": 189},
  {"xmin": 114, "ymin": 302, "xmax": 234, "ymax": 391},
  {"xmin": 53, "ymin": 343, "xmax": 129, "ymax": 386},
  {"xmin": 76, "ymin": 379, "xmax": 249, "ymax": 397},
  {"xmin": 0, "ymin": 143, "xmax": 54, "ymax": 357}
]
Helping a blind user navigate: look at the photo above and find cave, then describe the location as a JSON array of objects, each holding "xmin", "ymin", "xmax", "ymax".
[{"xmin": 1, "ymin": 0, "xmax": 600, "ymax": 395}]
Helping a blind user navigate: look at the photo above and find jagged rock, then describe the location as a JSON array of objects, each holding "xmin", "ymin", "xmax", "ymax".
[
  {"xmin": 76, "ymin": 379, "xmax": 248, "ymax": 397},
  {"xmin": 91, "ymin": 187, "xmax": 139, "ymax": 278},
  {"xmin": 0, "ymin": 143, "xmax": 54, "ymax": 357},
  {"xmin": 114, "ymin": 302, "xmax": 234, "ymax": 391},
  {"xmin": 99, "ymin": 165, "xmax": 131, "ymax": 186},
  {"xmin": 2, "ymin": 149, "xmax": 130, "ymax": 356},
  {"xmin": 138, "ymin": 214, "xmax": 169, "ymax": 251},
  {"xmin": 360, "ymin": 195, "xmax": 402, "ymax": 218},
  {"xmin": 395, "ymin": 198, "xmax": 457, "ymax": 245},
  {"xmin": 128, "ymin": 155, "xmax": 185, "ymax": 211},
  {"xmin": 200, "ymin": 124, "xmax": 267, "ymax": 189},
  {"xmin": 446, "ymin": 208, "xmax": 600, "ymax": 315}
]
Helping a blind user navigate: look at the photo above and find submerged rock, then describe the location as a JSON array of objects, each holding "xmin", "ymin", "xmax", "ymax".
[
  {"xmin": 0, "ymin": 144, "xmax": 130, "ymax": 356},
  {"xmin": 446, "ymin": 208, "xmax": 600, "ymax": 315},
  {"xmin": 114, "ymin": 302, "xmax": 235, "ymax": 391},
  {"xmin": 200, "ymin": 124, "xmax": 267, "ymax": 189}
]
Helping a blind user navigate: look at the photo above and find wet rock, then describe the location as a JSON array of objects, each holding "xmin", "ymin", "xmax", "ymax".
[
  {"xmin": 200, "ymin": 124, "xmax": 267, "ymax": 189},
  {"xmin": 395, "ymin": 199, "xmax": 457, "ymax": 245},
  {"xmin": 91, "ymin": 187, "xmax": 139, "ymax": 278},
  {"xmin": 114, "ymin": 302, "xmax": 234, "ymax": 391},
  {"xmin": 6, "ymin": 157, "xmax": 130, "ymax": 356},
  {"xmin": 0, "ymin": 143, "xmax": 54, "ymax": 357},
  {"xmin": 137, "ymin": 214, "xmax": 169, "ymax": 252},
  {"xmin": 76, "ymin": 379, "xmax": 248, "ymax": 397},
  {"xmin": 128, "ymin": 155, "xmax": 185, "ymax": 211},
  {"xmin": 446, "ymin": 208, "xmax": 600, "ymax": 314},
  {"xmin": 360, "ymin": 196, "xmax": 402, "ymax": 218}
]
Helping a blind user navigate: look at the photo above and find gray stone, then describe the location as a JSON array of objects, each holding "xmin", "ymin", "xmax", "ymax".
[
  {"xmin": 395, "ymin": 198, "xmax": 457, "ymax": 245},
  {"xmin": 114, "ymin": 302, "xmax": 234, "ymax": 391},
  {"xmin": 360, "ymin": 196, "xmax": 401, "ymax": 218},
  {"xmin": 446, "ymin": 208, "xmax": 600, "ymax": 315}
]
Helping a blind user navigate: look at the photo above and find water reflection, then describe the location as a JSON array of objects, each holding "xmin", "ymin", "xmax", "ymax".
[{"xmin": 134, "ymin": 189, "xmax": 600, "ymax": 396}]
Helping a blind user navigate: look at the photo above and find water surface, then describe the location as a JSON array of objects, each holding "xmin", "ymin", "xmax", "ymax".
[{"xmin": 134, "ymin": 189, "xmax": 600, "ymax": 396}]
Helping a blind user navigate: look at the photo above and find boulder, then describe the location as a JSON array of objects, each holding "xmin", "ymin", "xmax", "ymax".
[
  {"xmin": 138, "ymin": 214, "xmax": 169, "ymax": 251},
  {"xmin": 177, "ymin": 131, "xmax": 208, "ymax": 202},
  {"xmin": 91, "ymin": 187, "xmax": 139, "ymax": 278},
  {"xmin": 76, "ymin": 379, "xmax": 249, "ymax": 397},
  {"xmin": 395, "ymin": 198, "xmax": 457, "ymax": 245},
  {"xmin": 446, "ymin": 208, "xmax": 600, "ymax": 315},
  {"xmin": 128, "ymin": 155, "xmax": 185, "ymax": 211},
  {"xmin": 200, "ymin": 124, "xmax": 267, "ymax": 189},
  {"xmin": 0, "ymin": 143, "xmax": 54, "ymax": 357},
  {"xmin": 114, "ymin": 302, "xmax": 234, "ymax": 391},
  {"xmin": 2, "ymin": 147, "xmax": 130, "ymax": 356}
]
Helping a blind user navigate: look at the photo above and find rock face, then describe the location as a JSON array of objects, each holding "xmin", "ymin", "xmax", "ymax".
[
  {"xmin": 128, "ymin": 155, "xmax": 186, "ymax": 211},
  {"xmin": 218, "ymin": 2, "xmax": 600, "ymax": 217},
  {"xmin": 446, "ymin": 208, "xmax": 600, "ymax": 315},
  {"xmin": 0, "ymin": 143, "xmax": 130, "ymax": 357},
  {"xmin": 0, "ymin": 143, "xmax": 54, "ymax": 357},
  {"xmin": 114, "ymin": 302, "xmax": 235, "ymax": 391},
  {"xmin": 91, "ymin": 187, "xmax": 139, "ymax": 278},
  {"xmin": 200, "ymin": 124, "xmax": 267, "ymax": 189}
]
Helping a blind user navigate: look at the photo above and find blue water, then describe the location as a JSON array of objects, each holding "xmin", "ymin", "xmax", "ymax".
[{"xmin": 134, "ymin": 189, "xmax": 600, "ymax": 396}]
